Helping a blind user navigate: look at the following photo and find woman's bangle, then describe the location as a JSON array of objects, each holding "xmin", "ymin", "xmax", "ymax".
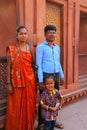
[{"xmin": 6, "ymin": 81, "xmax": 12, "ymax": 85}]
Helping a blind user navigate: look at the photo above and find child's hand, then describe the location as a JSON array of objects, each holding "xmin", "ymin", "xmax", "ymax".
[
  {"xmin": 55, "ymin": 103, "xmax": 60, "ymax": 108},
  {"xmin": 55, "ymin": 103, "xmax": 61, "ymax": 110},
  {"xmin": 49, "ymin": 106, "xmax": 58, "ymax": 112}
]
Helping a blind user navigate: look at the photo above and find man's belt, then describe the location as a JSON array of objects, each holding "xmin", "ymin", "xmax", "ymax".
[{"xmin": 43, "ymin": 72, "xmax": 59, "ymax": 76}]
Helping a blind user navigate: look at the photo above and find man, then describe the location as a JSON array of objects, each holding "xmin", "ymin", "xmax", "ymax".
[{"xmin": 36, "ymin": 25, "xmax": 64, "ymax": 129}]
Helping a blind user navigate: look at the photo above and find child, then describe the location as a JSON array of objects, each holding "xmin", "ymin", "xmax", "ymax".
[{"xmin": 40, "ymin": 75, "xmax": 63, "ymax": 130}]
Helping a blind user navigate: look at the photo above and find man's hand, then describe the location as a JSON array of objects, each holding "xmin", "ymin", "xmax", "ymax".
[
  {"xmin": 60, "ymin": 78, "xmax": 64, "ymax": 86},
  {"xmin": 39, "ymin": 82, "xmax": 45, "ymax": 91}
]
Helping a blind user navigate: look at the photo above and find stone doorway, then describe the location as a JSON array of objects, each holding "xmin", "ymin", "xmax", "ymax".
[{"xmin": 79, "ymin": 11, "xmax": 87, "ymax": 88}]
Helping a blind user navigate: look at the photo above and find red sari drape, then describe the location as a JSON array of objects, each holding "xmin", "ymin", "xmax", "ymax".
[{"xmin": 5, "ymin": 45, "xmax": 36, "ymax": 130}]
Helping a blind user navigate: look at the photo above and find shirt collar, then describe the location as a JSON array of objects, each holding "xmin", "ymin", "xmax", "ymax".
[
  {"xmin": 45, "ymin": 88, "xmax": 56, "ymax": 96},
  {"xmin": 44, "ymin": 40, "xmax": 56, "ymax": 46}
]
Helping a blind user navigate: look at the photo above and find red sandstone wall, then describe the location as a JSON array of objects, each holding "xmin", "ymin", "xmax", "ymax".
[
  {"xmin": 0, "ymin": 0, "xmax": 16, "ymax": 56},
  {"xmin": 0, "ymin": 0, "xmax": 87, "ymax": 94}
]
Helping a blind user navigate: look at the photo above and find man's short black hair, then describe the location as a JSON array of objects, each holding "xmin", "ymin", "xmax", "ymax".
[{"xmin": 44, "ymin": 25, "xmax": 56, "ymax": 33}]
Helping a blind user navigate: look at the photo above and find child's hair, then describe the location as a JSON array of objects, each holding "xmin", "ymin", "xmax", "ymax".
[{"xmin": 43, "ymin": 75, "xmax": 55, "ymax": 83}]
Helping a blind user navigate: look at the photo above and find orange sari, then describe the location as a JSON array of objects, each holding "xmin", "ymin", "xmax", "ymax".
[{"xmin": 5, "ymin": 44, "xmax": 36, "ymax": 130}]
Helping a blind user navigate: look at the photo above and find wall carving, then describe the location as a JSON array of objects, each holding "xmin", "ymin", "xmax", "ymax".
[
  {"xmin": 0, "ymin": 57, "xmax": 7, "ymax": 128},
  {"xmin": 46, "ymin": 2, "xmax": 61, "ymax": 45},
  {"xmin": 0, "ymin": 57, "xmax": 7, "ymax": 99}
]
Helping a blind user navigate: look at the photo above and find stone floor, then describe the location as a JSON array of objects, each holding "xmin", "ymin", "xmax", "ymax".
[
  {"xmin": 0, "ymin": 96, "xmax": 87, "ymax": 130},
  {"xmin": 34, "ymin": 96, "xmax": 87, "ymax": 130}
]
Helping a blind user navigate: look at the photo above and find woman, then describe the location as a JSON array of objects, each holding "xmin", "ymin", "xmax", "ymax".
[{"xmin": 5, "ymin": 26, "xmax": 36, "ymax": 130}]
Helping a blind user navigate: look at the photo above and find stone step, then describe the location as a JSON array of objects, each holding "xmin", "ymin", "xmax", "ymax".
[
  {"xmin": 79, "ymin": 74, "xmax": 87, "ymax": 88},
  {"xmin": 64, "ymin": 87, "xmax": 87, "ymax": 97},
  {"xmin": 79, "ymin": 74, "xmax": 87, "ymax": 80}
]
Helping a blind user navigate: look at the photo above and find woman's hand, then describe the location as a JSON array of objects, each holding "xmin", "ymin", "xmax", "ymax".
[{"xmin": 7, "ymin": 85, "xmax": 13, "ymax": 94}]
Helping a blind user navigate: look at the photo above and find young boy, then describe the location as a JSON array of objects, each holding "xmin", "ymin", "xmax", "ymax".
[{"xmin": 40, "ymin": 75, "xmax": 63, "ymax": 130}]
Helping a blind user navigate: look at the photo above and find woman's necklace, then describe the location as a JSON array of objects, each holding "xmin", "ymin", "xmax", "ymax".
[{"xmin": 18, "ymin": 44, "xmax": 28, "ymax": 52}]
